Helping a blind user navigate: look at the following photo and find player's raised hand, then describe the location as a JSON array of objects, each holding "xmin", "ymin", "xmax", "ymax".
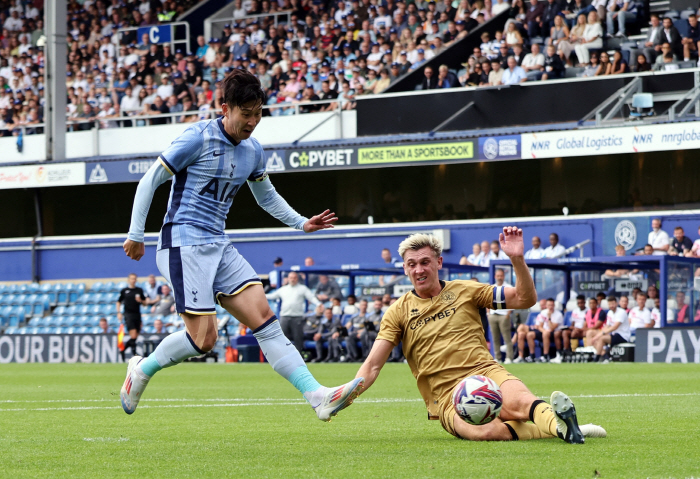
[
  {"xmin": 499, "ymin": 226, "xmax": 524, "ymax": 258},
  {"xmin": 303, "ymin": 209, "xmax": 338, "ymax": 233},
  {"xmin": 123, "ymin": 239, "xmax": 145, "ymax": 261}
]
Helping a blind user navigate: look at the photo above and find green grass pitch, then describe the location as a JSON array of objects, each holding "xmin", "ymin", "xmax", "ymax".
[{"xmin": 1, "ymin": 362, "xmax": 698, "ymax": 478}]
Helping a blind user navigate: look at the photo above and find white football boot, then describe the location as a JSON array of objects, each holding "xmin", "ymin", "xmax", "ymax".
[
  {"xmin": 551, "ymin": 391, "xmax": 585, "ymax": 444},
  {"xmin": 120, "ymin": 356, "xmax": 150, "ymax": 414},
  {"xmin": 304, "ymin": 377, "xmax": 365, "ymax": 422},
  {"xmin": 580, "ymin": 424, "xmax": 607, "ymax": 438}
]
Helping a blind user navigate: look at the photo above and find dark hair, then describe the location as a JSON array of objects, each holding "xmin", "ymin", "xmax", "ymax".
[
  {"xmin": 576, "ymin": 294, "xmax": 585, "ymax": 301},
  {"xmin": 607, "ymin": 295, "xmax": 617, "ymax": 302},
  {"xmin": 221, "ymin": 69, "xmax": 266, "ymax": 109},
  {"xmin": 546, "ymin": 298, "xmax": 555, "ymax": 302}
]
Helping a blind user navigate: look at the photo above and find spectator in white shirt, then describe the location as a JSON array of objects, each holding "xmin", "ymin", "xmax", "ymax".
[
  {"xmin": 488, "ymin": 268, "xmax": 514, "ymax": 363},
  {"xmin": 648, "ymin": 218, "xmax": 670, "ymax": 255},
  {"xmin": 521, "ymin": 298, "xmax": 563, "ymax": 362},
  {"xmin": 628, "ymin": 292, "xmax": 653, "ymax": 334},
  {"xmin": 590, "ymin": 296, "xmax": 631, "ymax": 362},
  {"xmin": 265, "ymin": 271, "xmax": 321, "ymax": 352},
  {"xmin": 521, "ymin": 43, "xmax": 545, "ymax": 80},
  {"xmin": 466, "ymin": 243, "xmax": 483, "ymax": 265},
  {"xmin": 561, "ymin": 295, "xmax": 588, "ymax": 356},
  {"xmin": 483, "ymin": 240, "xmax": 508, "ymax": 266},
  {"xmin": 543, "ymin": 233, "xmax": 566, "ymax": 258},
  {"xmin": 524, "ymin": 236, "xmax": 546, "ymax": 259},
  {"xmin": 478, "ymin": 240, "xmax": 491, "ymax": 266}
]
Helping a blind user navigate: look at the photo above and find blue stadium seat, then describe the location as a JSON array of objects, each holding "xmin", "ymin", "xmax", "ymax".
[
  {"xmin": 53, "ymin": 305, "xmax": 67, "ymax": 316},
  {"xmin": 54, "ymin": 284, "xmax": 68, "ymax": 305},
  {"xmin": 64, "ymin": 327, "xmax": 77, "ymax": 335},
  {"xmin": 101, "ymin": 303, "xmax": 117, "ymax": 315},
  {"xmin": 76, "ymin": 304, "xmax": 91, "ymax": 316},
  {"xmin": 563, "ymin": 311, "xmax": 572, "ymax": 327},
  {"xmin": 116, "ymin": 281, "xmax": 128, "ymax": 291},
  {"xmin": 90, "ymin": 327, "xmax": 102, "ymax": 334},
  {"xmin": 29, "ymin": 316, "xmax": 45, "ymax": 327},
  {"xmin": 108, "ymin": 317, "xmax": 119, "ymax": 328},
  {"xmin": 59, "ymin": 316, "xmax": 76, "ymax": 327},
  {"xmin": 28, "ymin": 283, "xmax": 40, "ymax": 294},
  {"xmin": 4, "ymin": 326, "xmax": 18, "ymax": 334},
  {"xmin": 9, "ymin": 306, "xmax": 25, "ymax": 326},
  {"xmin": 65, "ymin": 305, "xmax": 78, "ymax": 316},
  {"xmin": 105, "ymin": 292, "xmax": 119, "ymax": 303},
  {"xmin": 141, "ymin": 325, "xmax": 154, "ymax": 334},
  {"xmin": 88, "ymin": 304, "xmax": 102, "ymax": 316},
  {"xmin": 18, "ymin": 284, "xmax": 29, "ymax": 294},
  {"xmin": 17, "ymin": 327, "xmax": 29, "ymax": 334},
  {"xmin": 0, "ymin": 284, "xmax": 6, "ymax": 295},
  {"xmin": 91, "ymin": 282, "xmax": 105, "ymax": 293},
  {"xmin": 0, "ymin": 294, "xmax": 13, "ymax": 307},
  {"xmin": 39, "ymin": 283, "xmax": 57, "ymax": 304},
  {"xmin": 6, "ymin": 284, "xmax": 18, "ymax": 295},
  {"xmin": 526, "ymin": 312, "xmax": 539, "ymax": 326},
  {"xmin": 75, "ymin": 293, "xmax": 89, "ymax": 304},
  {"xmin": 10, "ymin": 294, "xmax": 22, "ymax": 306}
]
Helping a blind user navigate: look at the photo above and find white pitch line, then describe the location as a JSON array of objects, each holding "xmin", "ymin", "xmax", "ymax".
[{"xmin": 0, "ymin": 393, "xmax": 698, "ymax": 413}]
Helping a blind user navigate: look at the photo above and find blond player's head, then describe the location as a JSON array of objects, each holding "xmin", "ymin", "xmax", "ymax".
[
  {"xmin": 398, "ymin": 234, "xmax": 444, "ymax": 298},
  {"xmin": 398, "ymin": 233, "xmax": 443, "ymax": 260}
]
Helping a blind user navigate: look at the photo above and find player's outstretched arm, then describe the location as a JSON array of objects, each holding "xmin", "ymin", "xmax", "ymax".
[
  {"xmin": 123, "ymin": 161, "xmax": 173, "ymax": 261},
  {"xmin": 355, "ymin": 339, "xmax": 393, "ymax": 395},
  {"xmin": 499, "ymin": 226, "xmax": 538, "ymax": 309}
]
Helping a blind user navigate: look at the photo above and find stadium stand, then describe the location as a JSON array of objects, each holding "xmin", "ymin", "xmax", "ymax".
[{"xmin": 6, "ymin": 0, "xmax": 699, "ymax": 137}]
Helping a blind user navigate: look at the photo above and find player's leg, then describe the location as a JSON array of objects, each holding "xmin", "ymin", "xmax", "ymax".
[
  {"xmin": 514, "ymin": 324, "xmax": 528, "ymax": 362},
  {"xmin": 584, "ymin": 328, "xmax": 597, "ymax": 346},
  {"xmin": 526, "ymin": 330, "xmax": 536, "ymax": 361},
  {"xmin": 219, "ymin": 285, "xmax": 363, "ymax": 420},
  {"xmin": 563, "ymin": 328, "xmax": 572, "ymax": 350},
  {"xmin": 501, "ymin": 314, "xmax": 513, "ymax": 363},
  {"xmin": 215, "ymin": 244, "xmax": 363, "ymax": 421},
  {"xmin": 453, "ymin": 416, "xmax": 515, "ymax": 441},
  {"xmin": 540, "ymin": 330, "xmax": 551, "ymax": 361},
  {"xmin": 594, "ymin": 334, "xmax": 611, "ymax": 360},
  {"xmin": 500, "ymin": 378, "xmax": 583, "ymax": 444}
]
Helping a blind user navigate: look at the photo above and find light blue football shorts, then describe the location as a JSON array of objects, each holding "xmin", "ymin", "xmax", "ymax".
[{"xmin": 156, "ymin": 241, "xmax": 261, "ymax": 315}]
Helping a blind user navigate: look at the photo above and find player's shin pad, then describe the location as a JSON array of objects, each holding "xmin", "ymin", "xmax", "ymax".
[
  {"xmin": 140, "ymin": 330, "xmax": 201, "ymax": 377},
  {"xmin": 504, "ymin": 421, "xmax": 556, "ymax": 440},
  {"xmin": 530, "ymin": 400, "xmax": 558, "ymax": 437},
  {"xmin": 253, "ymin": 317, "xmax": 321, "ymax": 394}
]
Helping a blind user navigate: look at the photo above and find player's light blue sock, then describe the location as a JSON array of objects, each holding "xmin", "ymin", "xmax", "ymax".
[
  {"xmin": 253, "ymin": 317, "xmax": 322, "ymax": 394},
  {"xmin": 138, "ymin": 330, "xmax": 201, "ymax": 377}
]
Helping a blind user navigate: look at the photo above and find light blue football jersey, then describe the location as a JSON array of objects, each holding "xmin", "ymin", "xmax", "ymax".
[{"xmin": 157, "ymin": 117, "xmax": 267, "ymax": 249}]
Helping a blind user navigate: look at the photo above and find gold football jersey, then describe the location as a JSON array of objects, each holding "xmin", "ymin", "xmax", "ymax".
[{"xmin": 377, "ymin": 280, "xmax": 503, "ymax": 417}]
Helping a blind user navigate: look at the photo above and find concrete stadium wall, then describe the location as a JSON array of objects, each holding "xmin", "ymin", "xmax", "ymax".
[{"xmin": 1, "ymin": 210, "xmax": 698, "ymax": 282}]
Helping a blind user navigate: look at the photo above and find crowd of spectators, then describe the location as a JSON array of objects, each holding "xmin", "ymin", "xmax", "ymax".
[
  {"xmin": 426, "ymin": 1, "xmax": 700, "ymax": 90},
  {"xmin": 5, "ymin": 0, "xmax": 700, "ymax": 137},
  {"xmin": 0, "ymin": 0, "xmax": 205, "ymax": 136}
]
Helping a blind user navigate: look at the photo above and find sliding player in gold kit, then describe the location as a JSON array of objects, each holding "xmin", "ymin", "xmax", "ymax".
[{"xmin": 354, "ymin": 227, "xmax": 606, "ymax": 442}]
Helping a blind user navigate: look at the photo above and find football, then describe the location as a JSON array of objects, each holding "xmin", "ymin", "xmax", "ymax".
[{"xmin": 452, "ymin": 375, "xmax": 503, "ymax": 425}]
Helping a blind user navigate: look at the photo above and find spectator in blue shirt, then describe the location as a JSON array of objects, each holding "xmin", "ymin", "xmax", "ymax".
[
  {"xmin": 501, "ymin": 56, "xmax": 528, "ymax": 84},
  {"xmin": 682, "ymin": 14, "xmax": 700, "ymax": 61},
  {"xmin": 409, "ymin": 48, "xmax": 427, "ymax": 70},
  {"xmin": 195, "ymin": 35, "xmax": 208, "ymax": 63}
]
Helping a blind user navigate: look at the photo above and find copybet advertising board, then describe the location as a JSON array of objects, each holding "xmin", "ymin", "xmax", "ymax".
[{"xmin": 520, "ymin": 120, "xmax": 700, "ymax": 159}]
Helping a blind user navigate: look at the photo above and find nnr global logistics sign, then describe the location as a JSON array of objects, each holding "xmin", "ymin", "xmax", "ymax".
[{"xmin": 284, "ymin": 141, "xmax": 475, "ymax": 171}]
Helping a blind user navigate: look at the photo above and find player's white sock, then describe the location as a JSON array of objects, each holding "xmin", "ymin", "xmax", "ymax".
[
  {"xmin": 138, "ymin": 330, "xmax": 201, "ymax": 377},
  {"xmin": 253, "ymin": 316, "xmax": 322, "ymax": 395}
]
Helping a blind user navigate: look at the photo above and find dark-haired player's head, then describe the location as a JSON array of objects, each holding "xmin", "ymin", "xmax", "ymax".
[{"xmin": 220, "ymin": 69, "xmax": 266, "ymax": 143}]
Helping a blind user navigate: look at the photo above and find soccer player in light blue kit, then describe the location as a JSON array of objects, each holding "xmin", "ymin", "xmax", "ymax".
[{"xmin": 120, "ymin": 70, "xmax": 364, "ymax": 421}]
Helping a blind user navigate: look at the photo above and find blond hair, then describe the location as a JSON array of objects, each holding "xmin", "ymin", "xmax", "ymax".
[{"xmin": 398, "ymin": 233, "xmax": 443, "ymax": 259}]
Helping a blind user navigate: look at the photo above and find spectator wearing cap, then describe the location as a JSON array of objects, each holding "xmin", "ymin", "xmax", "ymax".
[
  {"xmin": 389, "ymin": 61, "xmax": 402, "ymax": 80},
  {"xmin": 268, "ymin": 257, "xmax": 284, "ymax": 290},
  {"xmin": 374, "ymin": 5, "xmax": 393, "ymax": 31},
  {"xmin": 367, "ymin": 43, "xmax": 384, "ymax": 71},
  {"xmin": 172, "ymin": 71, "xmax": 192, "ymax": 102},
  {"xmin": 409, "ymin": 48, "xmax": 427, "ymax": 70},
  {"xmin": 156, "ymin": 74, "xmax": 173, "ymax": 100},
  {"xmin": 203, "ymin": 38, "xmax": 218, "ymax": 66},
  {"xmin": 501, "ymin": 55, "xmax": 527, "ymax": 84},
  {"xmin": 231, "ymin": 34, "xmax": 250, "ymax": 60}
]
